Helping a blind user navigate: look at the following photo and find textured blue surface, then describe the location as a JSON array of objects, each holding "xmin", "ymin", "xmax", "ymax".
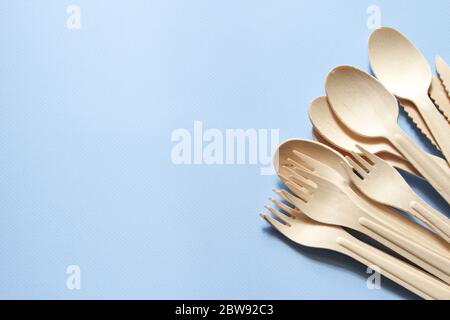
[{"xmin": 0, "ymin": 0, "xmax": 449, "ymax": 299}]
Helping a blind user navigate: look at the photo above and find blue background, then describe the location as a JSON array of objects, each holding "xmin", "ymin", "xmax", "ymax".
[{"xmin": 0, "ymin": 0, "xmax": 449, "ymax": 299}]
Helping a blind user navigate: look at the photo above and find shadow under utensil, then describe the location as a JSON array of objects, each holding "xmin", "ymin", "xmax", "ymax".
[
  {"xmin": 399, "ymin": 169, "xmax": 450, "ymax": 218},
  {"xmin": 272, "ymin": 181, "xmax": 421, "ymax": 299},
  {"xmin": 262, "ymin": 226, "xmax": 419, "ymax": 300},
  {"xmin": 395, "ymin": 102, "xmax": 450, "ymax": 217}
]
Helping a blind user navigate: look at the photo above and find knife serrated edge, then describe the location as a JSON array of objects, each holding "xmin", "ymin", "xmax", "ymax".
[
  {"xmin": 436, "ymin": 55, "xmax": 450, "ymax": 98},
  {"xmin": 399, "ymin": 99, "xmax": 439, "ymax": 150},
  {"xmin": 429, "ymin": 75, "xmax": 450, "ymax": 122}
]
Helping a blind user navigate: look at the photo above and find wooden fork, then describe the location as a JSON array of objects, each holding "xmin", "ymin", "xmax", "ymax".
[
  {"xmin": 261, "ymin": 190, "xmax": 450, "ymax": 300},
  {"xmin": 343, "ymin": 145, "xmax": 450, "ymax": 244},
  {"xmin": 284, "ymin": 148, "xmax": 449, "ymax": 257},
  {"xmin": 279, "ymin": 163, "xmax": 450, "ymax": 284}
]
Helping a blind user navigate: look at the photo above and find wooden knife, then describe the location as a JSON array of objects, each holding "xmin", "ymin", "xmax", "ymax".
[{"xmin": 436, "ymin": 55, "xmax": 450, "ymax": 98}]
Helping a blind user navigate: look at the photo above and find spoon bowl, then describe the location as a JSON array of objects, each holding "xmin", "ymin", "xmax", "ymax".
[
  {"xmin": 369, "ymin": 27, "xmax": 450, "ymax": 164},
  {"xmin": 274, "ymin": 138, "xmax": 348, "ymax": 183},
  {"xmin": 369, "ymin": 27, "xmax": 432, "ymax": 101},
  {"xmin": 325, "ymin": 65, "xmax": 399, "ymax": 137},
  {"xmin": 309, "ymin": 96, "xmax": 401, "ymax": 156},
  {"xmin": 325, "ymin": 66, "xmax": 450, "ymax": 204}
]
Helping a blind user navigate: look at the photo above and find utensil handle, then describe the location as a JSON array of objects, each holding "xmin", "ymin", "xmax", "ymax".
[
  {"xmin": 410, "ymin": 199, "xmax": 450, "ymax": 243},
  {"xmin": 413, "ymin": 95, "xmax": 450, "ymax": 164},
  {"xmin": 390, "ymin": 128, "xmax": 450, "ymax": 204},
  {"xmin": 360, "ymin": 193, "xmax": 450, "ymax": 258},
  {"xmin": 336, "ymin": 235, "xmax": 450, "ymax": 300},
  {"xmin": 430, "ymin": 154, "xmax": 450, "ymax": 173},
  {"xmin": 388, "ymin": 148, "xmax": 448, "ymax": 178},
  {"xmin": 358, "ymin": 217, "xmax": 450, "ymax": 284}
]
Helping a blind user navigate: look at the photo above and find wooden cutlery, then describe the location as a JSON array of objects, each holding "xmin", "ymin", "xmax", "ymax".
[
  {"xmin": 325, "ymin": 66, "xmax": 450, "ymax": 204},
  {"xmin": 308, "ymin": 96, "xmax": 447, "ymax": 176},
  {"xmin": 312, "ymin": 129, "xmax": 423, "ymax": 178},
  {"xmin": 399, "ymin": 59, "xmax": 450, "ymax": 146},
  {"xmin": 432, "ymin": 57, "xmax": 450, "ymax": 121},
  {"xmin": 436, "ymin": 55, "xmax": 450, "ymax": 98},
  {"xmin": 275, "ymin": 143, "xmax": 450, "ymax": 283},
  {"xmin": 343, "ymin": 145, "xmax": 450, "ymax": 243},
  {"xmin": 274, "ymin": 138, "xmax": 450, "ymax": 257},
  {"xmin": 262, "ymin": 26, "xmax": 450, "ymax": 299},
  {"xmin": 369, "ymin": 27, "xmax": 450, "ymax": 164},
  {"xmin": 400, "ymin": 98, "xmax": 439, "ymax": 148},
  {"xmin": 261, "ymin": 190, "xmax": 450, "ymax": 300}
]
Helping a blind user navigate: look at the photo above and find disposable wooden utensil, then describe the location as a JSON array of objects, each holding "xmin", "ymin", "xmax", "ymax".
[
  {"xmin": 343, "ymin": 145, "xmax": 450, "ymax": 244},
  {"xmin": 401, "ymin": 63, "xmax": 450, "ymax": 130},
  {"xmin": 325, "ymin": 65, "xmax": 450, "ymax": 205},
  {"xmin": 399, "ymin": 98, "xmax": 439, "ymax": 148},
  {"xmin": 280, "ymin": 160, "xmax": 450, "ymax": 284},
  {"xmin": 400, "ymin": 59, "xmax": 450, "ymax": 134},
  {"xmin": 309, "ymin": 97, "xmax": 402, "ymax": 157},
  {"xmin": 436, "ymin": 55, "xmax": 450, "ymax": 97},
  {"xmin": 274, "ymin": 139, "xmax": 450, "ymax": 258},
  {"xmin": 368, "ymin": 27, "xmax": 450, "ymax": 164},
  {"xmin": 313, "ymin": 130, "xmax": 422, "ymax": 177},
  {"xmin": 261, "ymin": 191, "xmax": 450, "ymax": 300},
  {"xmin": 430, "ymin": 75, "xmax": 450, "ymax": 122},
  {"xmin": 308, "ymin": 96, "xmax": 447, "ymax": 175}
]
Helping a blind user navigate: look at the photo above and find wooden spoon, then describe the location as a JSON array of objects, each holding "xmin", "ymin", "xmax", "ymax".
[
  {"xmin": 308, "ymin": 96, "xmax": 447, "ymax": 175},
  {"xmin": 325, "ymin": 65, "xmax": 450, "ymax": 205},
  {"xmin": 309, "ymin": 97, "xmax": 401, "ymax": 156},
  {"xmin": 368, "ymin": 27, "xmax": 450, "ymax": 165},
  {"xmin": 312, "ymin": 129, "xmax": 421, "ymax": 177}
]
